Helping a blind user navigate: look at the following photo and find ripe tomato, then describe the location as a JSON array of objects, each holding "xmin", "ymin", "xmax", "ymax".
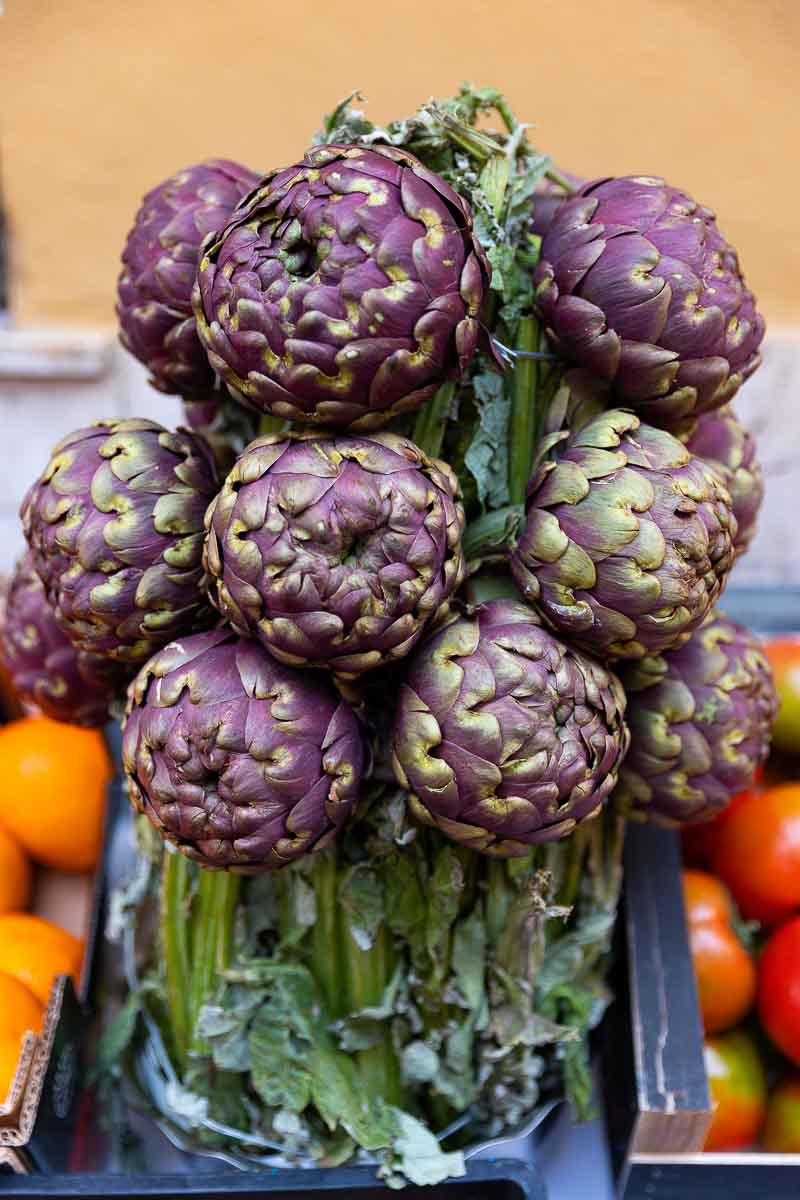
[
  {"xmin": 712, "ymin": 783, "xmax": 800, "ymax": 926},
  {"xmin": 757, "ymin": 917, "xmax": 800, "ymax": 1066},
  {"xmin": 763, "ymin": 1075, "xmax": 800, "ymax": 1152},
  {"xmin": 703, "ymin": 1031, "xmax": 766, "ymax": 1151},
  {"xmin": 681, "ymin": 780, "xmax": 761, "ymax": 869},
  {"xmin": 683, "ymin": 871, "xmax": 755, "ymax": 1033},
  {"xmin": 684, "ymin": 869, "xmax": 734, "ymax": 926},
  {"xmin": 764, "ymin": 638, "xmax": 800, "ymax": 754}
]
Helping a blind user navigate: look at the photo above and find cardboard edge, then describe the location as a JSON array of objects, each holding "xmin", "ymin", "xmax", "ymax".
[{"xmin": 0, "ymin": 977, "xmax": 66, "ymax": 1145}]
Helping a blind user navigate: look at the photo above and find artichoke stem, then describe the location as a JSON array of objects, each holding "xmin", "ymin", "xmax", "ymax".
[
  {"xmin": 310, "ymin": 850, "xmax": 343, "ymax": 1019},
  {"xmin": 462, "ymin": 506, "xmax": 524, "ymax": 571},
  {"xmin": 188, "ymin": 868, "xmax": 241, "ymax": 1055},
  {"xmin": 341, "ymin": 919, "xmax": 405, "ymax": 1108},
  {"xmin": 257, "ymin": 413, "xmax": 286, "ymax": 437},
  {"xmin": 508, "ymin": 315, "xmax": 540, "ymax": 506},
  {"xmin": 411, "ymin": 382, "xmax": 455, "ymax": 460},
  {"xmin": 485, "ymin": 858, "xmax": 513, "ymax": 945},
  {"xmin": 160, "ymin": 850, "xmax": 192, "ymax": 1071},
  {"xmin": 555, "ymin": 825, "xmax": 590, "ymax": 911}
]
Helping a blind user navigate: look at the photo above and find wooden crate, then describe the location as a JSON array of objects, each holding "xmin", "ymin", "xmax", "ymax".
[{"xmin": 605, "ymin": 822, "xmax": 800, "ymax": 1200}]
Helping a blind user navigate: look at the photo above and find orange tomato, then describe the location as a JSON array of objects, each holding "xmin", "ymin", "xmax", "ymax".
[
  {"xmin": 0, "ymin": 716, "xmax": 110, "ymax": 870},
  {"xmin": 683, "ymin": 871, "xmax": 755, "ymax": 1034},
  {"xmin": 0, "ymin": 972, "xmax": 44, "ymax": 1040},
  {"xmin": 763, "ymin": 638, "xmax": 800, "ymax": 754},
  {"xmin": 0, "ymin": 1033, "xmax": 26, "ymax": 1106},
  {"xmin": 763, "ymin": 1075, "xmax": 800, "ymax": 1152},
  {"xmin": 0, "ymin": 913, "xmax": 84, "ymax": 1005},
  {"xmin": 0, "ymin": 824, "xmax": 32, "ymax": 914},
  {"xmin": 703, "ymin": 1031, "xmax": 766, "ymax": 1151},
  {"xmin": 712, "ymin": 783, "xmax": 800, "ymax": 926}
]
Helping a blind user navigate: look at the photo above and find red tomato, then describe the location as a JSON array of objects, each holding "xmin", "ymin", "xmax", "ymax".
[
  {"xmin": 763, "ymin": 1075, "xmax": 800, "ymax": 1152},
  {"xmin": 681, "ymin": 780, "xmax": 761, "ymax": 869},
  {"xmin": 757, "ymin": 917, "xmax": 800, "ymax": 1066},
  {"xmin": 703, "ymin": 1031, "xmax": 766, "ymax": 1151},
  {"xmin": 763, "ymin": 638, "xmax": 800, "ymax": 755},
  {"xmin": 712, "ymin": 784, "xmax": 800, "ymax": 926},
  {"xmin": 683, "ymin": 871, "xmax": 755, "ymax": 1033}
]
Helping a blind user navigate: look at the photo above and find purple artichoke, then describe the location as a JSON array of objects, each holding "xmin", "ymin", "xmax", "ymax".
[
  {"xmin": 615, "ymin": 609, "xmax": 777, "ymax": 824},
  {"xmin": 117, "ymin": 159, "xmax": 259, "ymax": 398},
  {"xmin": 534, "ymin": 176, "xmax": 765, "ymax": 426},
  {"xmin": 530, "ymin": 168, "xmax": 584, "ymax": 237},
  {"xmin": 683, "ymin": 405, "xmax": 763, "ymax": 559},
  {"xmin": 123, "ymin": 629, "xmax": 367, "ymax": 871},
  {"xmin": 391, "ymin": 599, "xmax": 629, "ymax": 857},
  {"xmin": 204, "ymin": 431, "xmax": 466, "ymax": 678},
  {"xmin": 510, "ymin": 408, "xmax": 737, "ymax": 661},
  {"xmin": 0, "ymin": 552, "xmax": 116, "ymax": 726},
  {"xmin": 21, "ymin": 418, "xmax": 219, "ymax": 672},
  {"xmin": 192, "ymin": 143, "xmax": 490, "ymax": 432}
]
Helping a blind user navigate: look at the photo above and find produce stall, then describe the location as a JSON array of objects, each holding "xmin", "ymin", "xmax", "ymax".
[{"xmin": 0, "ymin": 81, "xmax": 797, "ymax": 1200}]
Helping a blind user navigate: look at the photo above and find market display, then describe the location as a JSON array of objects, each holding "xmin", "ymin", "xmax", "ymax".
[{"xmin": 0, "ymin": 85, "xmax": 780, "ymax": 1183}]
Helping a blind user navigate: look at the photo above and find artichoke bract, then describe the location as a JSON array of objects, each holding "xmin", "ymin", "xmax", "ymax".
[
  {"xmin": 204, "ymin": 431, "xmax": 466, "ymax": 678},
  {"xmin": 21, "ymin": 418, "xmax": 219, "ymax": 672},
  {"xmin": 392, "ymin": 598, "xmax": 629, "ymax": 856},
  {"xmin": 615, "ymin": 610, "xmax": 778, "ymax": 824},
  {"xmin": 530, "ymin": 169, "xmax": 584, "ymax": 237},
  {"xmin": 534, "ymin": 176, "xmax": 764, "ymax": 426},
  {"xmin": 123, "ymin": 629, "xmax": 366, "ymax": 871},
  {"xmin": 117, "ymin": 159, "xmax": 259, "ymax": 397},
  {"xmin": 193, "ymin": 143, "xmax": 489, "ymax": 432},
  {"xmin": 684, "ymin": 405, "xmax": 763, "ymax": 559},
  {"xmin": 1, "ymin": 552, "xmax": 116, "ymax": 727},
  {"xmin": 510, "ymin": 409, "xmax": 737, "ymax": 661}
]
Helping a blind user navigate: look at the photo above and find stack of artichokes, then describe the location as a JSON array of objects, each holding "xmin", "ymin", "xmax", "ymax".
[{"xmin": 0, "ymin": 85, "xmax": 778, "ymax": 1183}]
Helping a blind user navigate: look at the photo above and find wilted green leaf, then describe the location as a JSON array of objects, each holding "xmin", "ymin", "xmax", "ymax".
[
  {"xmin": 464, "ymin": 372, "xmax": 511, "ymax": 511},
  {"xmin": 339, "ymin": 864, "xmax": 384, "ymax": 951},
  {"xmin": 249, "ymin": 1005, "xmax": 312, "ymax": 1112}
]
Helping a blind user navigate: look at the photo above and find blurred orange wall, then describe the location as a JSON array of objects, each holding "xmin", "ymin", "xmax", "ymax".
[{"xmin": 1, "ymin": 0, "xmax": 798, "ymax": 326}]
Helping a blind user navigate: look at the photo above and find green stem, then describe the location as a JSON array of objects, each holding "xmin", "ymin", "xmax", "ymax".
[
  {"xmin": 545, "ymin": 166, "xmax": 578, "ymax": 194},
  {"xmin": 411, "ymin": 382, "xmax": 455, "ymax": 459},
  {"xmin": 508, "ymin": 316, "xmax": 540, "ymax": 506},
  {"xmin": 485, "ymin": 858, "xmax": 512, "ymax": 946},
  {"xmin": 311, "ymin": 850, "xmax": 342, "ymax": 1019},
  {"xmin": 188, "ymin": 869, "xmax": 241, "ymax": 1054},
  {"xmin": 340, "ymin": 919, "xmax": 404, "ymax": 1107},
  {"xmin": 462, "ymin": 505, "xmax": 524, "ymax": 569},
  {"xmin": 463, "ymin": 572, "xmax": 520, "ymax": 607},
  {"xmin": 555, "ymin": 826, "xmax": 590, "ymax": 910},
  {"xmin": 257, "ymin": 412, "xmax": 286, "ymax": 437},
  {"xmin": 160, "ymin": 851, "xmax": 192, "ymax": 1071}
]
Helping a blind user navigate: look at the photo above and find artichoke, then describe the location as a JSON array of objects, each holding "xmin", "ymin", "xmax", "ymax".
[
  {"xmin": 193, "ymin": 143, "xmax": 489, "ymax": 432},
  {"xmin": 683, "ymin": 405, "xmax": 763, "ymax": 559},
  {"xmin": 0, "ymin": 552, "xmax": 116, "ymax": 726},
  {"xmin": 123, "ymin": 628, "xmax": 366, "ymax": 870},
  {"xmin": 21, "ymin": 418, "xmax": 219, "ymax": 672},
  {"xmin": 615, "ymin": 609, "xmax": 778, "ymax": 824},
  {"xmin": 534, "ymin": 175, "xmax": 764, "ymax": 426},
  {"xmin": 204, "ymin": 431, "xmax": 466, "ymax": 678},
  {"xmin": 391, "ymin": 598, "xmax": 629, "ymax": 856},
  {"xmin": 117, "ymin": 159, "xmax": 259, "ymax": 398},
  {"xmin": 510, "ymin": 408, "xmax": 737, "ymax": 661},
  {"xmin": 530, "ymin": 169, "xmax": 584, "ymax": 237}
]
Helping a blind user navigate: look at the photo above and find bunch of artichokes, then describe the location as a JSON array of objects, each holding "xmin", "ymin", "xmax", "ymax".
[{"xmin": 2, "ymin": 85, "xmax": 777, "ymax": 1179}]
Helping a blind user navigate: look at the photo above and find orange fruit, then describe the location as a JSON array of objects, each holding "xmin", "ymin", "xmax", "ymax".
[
  {"xmin": 0, "ymin": 1032, "xmax": 27, "ymax": 1106},
  {"xmin": 0, "ymin": 972, "xmax": 44, "ymax": 1040},
  {"xmin": 0, "ymin": 824, "xmax": 32, "ymax": 914},
  {"xmin": 0, "ymin": 716, "xmax": 111, "ymax": 870},
  {"xmin": 0, "ymin": 913, "xmax": 84, "ymax": 1004}
]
